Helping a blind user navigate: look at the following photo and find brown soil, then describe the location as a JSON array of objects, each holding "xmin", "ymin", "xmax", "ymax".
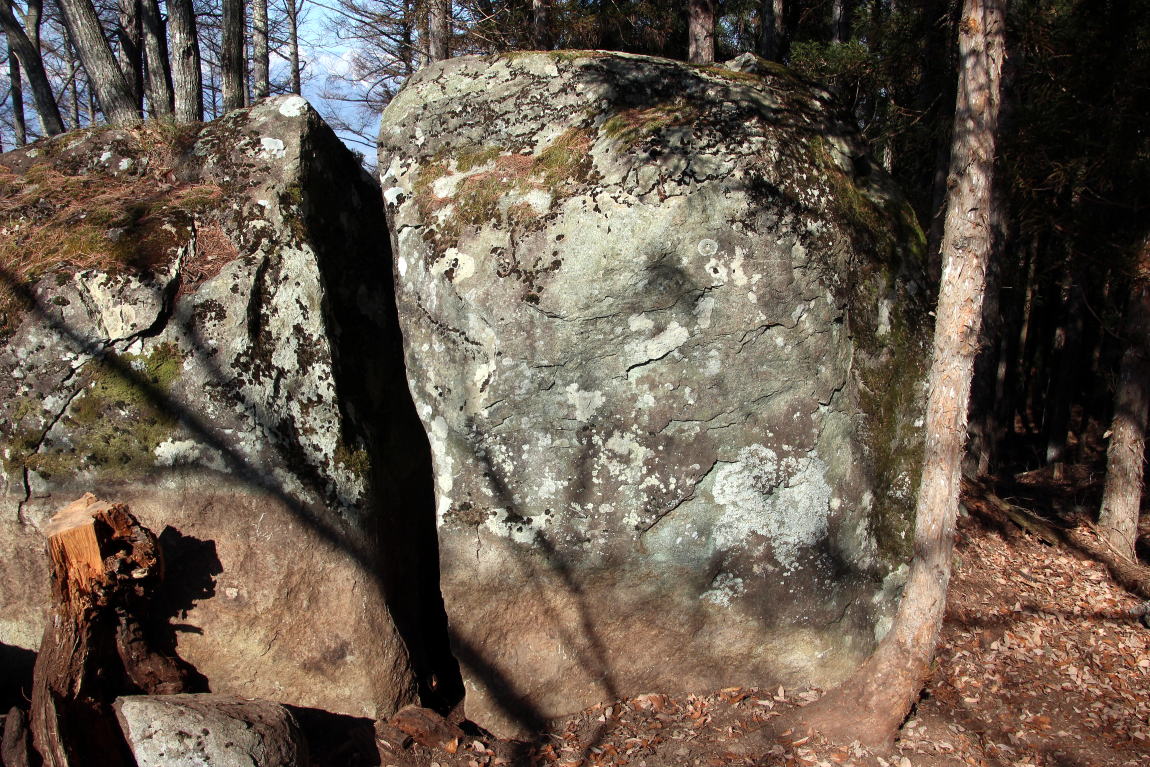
[{"xmin": 377, "ymin": 502, "xmax": 1150, "ymax": 767}]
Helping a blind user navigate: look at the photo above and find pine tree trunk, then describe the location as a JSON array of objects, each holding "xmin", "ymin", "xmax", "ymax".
[
  {"xmin": 758, "ymin": 0, "xmax": 787, "ymax": 61},
  {"xmin": 287, "ymin": 0, "xmax": 301, "ymax": 92},
  {"xmin": 56, "ymin": 0, "xmax": 140, "ymax": 124},
  {"xmin": 7, "ymin": 45, "xmax": 26, "ymax": 145},
  {"xmin": 252, "ymin": 0, "xmax": 269, "ymax": 98},
  {"xmin": 1099, "ymin": 242, "xmax": 1150, "ymax": 561},
  {"xmin": 0, "ymin": 0, "xmax": 64, "ymax": 134},
  {"xmin": 139, "ymin": 0, "xmax": 173, "ymax": 116},
  {"xmin": 831, "ymin": 0, "xmax": 849, "ymax": 43},
  {"xmin": 760, "ymin": 0, "xmax": 1006, "ymax": 749},
  {"xmin": 688, "ymin": 0, "xmax": 715, "ymax": 64},
  {"xmin": 221, "ymin": 0, "xmax": 245, "ymax": 110},
  {"xmin": 532, "ymin": 0, "xmax": 551, "ymax": 50},
  {"xmin": 115, "ymin": 0, "xmax": 142, "ymax": 113},
  {"xmin": 429, "ymin": 0, "xmax": 450, "ymax": 62},
  {"xmin": 166, "ymin": 0, "xmax": 202, "ymax": 122}
]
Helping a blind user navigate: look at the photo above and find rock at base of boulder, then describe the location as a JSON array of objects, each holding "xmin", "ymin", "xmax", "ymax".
[{"xmin": 115, "ymin": 694, "xmax": 308, "ymax": 767}]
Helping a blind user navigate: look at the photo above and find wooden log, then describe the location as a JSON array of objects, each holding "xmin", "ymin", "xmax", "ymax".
[
  {"xmin": 2, "ymin": 706, "xmax": 34, "ymax": 767},
  {"xmin": 389, "ymin": 705, "xmax": 465, "ymax": 750},
  {"xmin": 30, "ymin": 494, "xmax": 196, "ymax": 767}
]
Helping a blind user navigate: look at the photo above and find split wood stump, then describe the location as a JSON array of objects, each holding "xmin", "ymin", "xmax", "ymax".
[{"xmin": 30, "ymin": 494, "xmax": 197, "ymax": 767}]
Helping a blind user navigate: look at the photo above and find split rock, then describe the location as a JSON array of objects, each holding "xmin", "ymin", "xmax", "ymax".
[{"xmin": 0, "ymin": 96, "xmax": 431, "ymax": 719}]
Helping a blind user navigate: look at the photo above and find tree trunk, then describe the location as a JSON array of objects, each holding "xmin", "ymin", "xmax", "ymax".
[
  {"xmin": 687, "ymin": 0, "xmax": 715, "ymax": 64},
  {"xmin": 2, "ymin": 706, "xmax": 34, "ymax": 767},
  {"xmin": 831, "ymin": 0, "xmax": 849, "ymax": 43},
  {"xmin": 758, "ymin": 0, "xmax": 1005, "ymax": 749},
  {"xmin": 30, "ymin": 495, "xmax": 198, "ymax": 767},
  {"xmin": 287, "ymin": 0, "xmax": 301, "ymax": 92},
  {"xmin": 758, "ymin": 0, "xmax": 787, "ymax": 61},
  {"xmin": 166, "ymin": 0, "xmax": 201, "ymax": 122},
  {"xmin": 221, "ymin": 0, "xmax": 245, "ymax": 110},
  {"xmin": 1098, "ymin": 242, "xmax": 1150, "ymax": 561},
  {"xmin": 428, "ymin": 0, "xmax": 449, "ymax": 62},
  {"xmin": 139, "ymin": 0, "xmax": 172, "ymax": 116},
  {"xmin": 252, "ymin": 0, "xmax": 269, "ymax": 98},
  {"xmin": 115, "ymin": 0, "xmax": 142, "ymax": 113},
  {"xmin": 56, "ymin": 0, "xmax": 140, "ymax": 124},
  {"xmin": 532, "ymin": 0, "xmax": 551, "ymax": 50},
  {"xmin": 0, "ymin": 0, "xmax": 64, "ymax": 134},
  {"xmin": 7, "ymin": 45, "xmax": 26, "ymax": 145}
]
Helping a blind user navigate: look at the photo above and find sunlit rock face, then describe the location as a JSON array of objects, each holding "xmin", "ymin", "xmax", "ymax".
[
  {"xmin": 0, "ymin": 96, "xmax": 425, "ymax": 720},
  {"xmin": 380, "ymin": 50, "xmax": 931, "ymax": 736}
]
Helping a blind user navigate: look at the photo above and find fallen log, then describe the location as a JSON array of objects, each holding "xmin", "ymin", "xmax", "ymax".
[{"xmin": 30, "ymin": 494, "xmax": 198, "ymax": 767}]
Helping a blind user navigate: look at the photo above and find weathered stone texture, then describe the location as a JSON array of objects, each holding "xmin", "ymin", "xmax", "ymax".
[
  {"xmin": 379, "ymin": 51, "xmax": 930, "ymax": 735},
  {"xmin": 115, "ymin": 694, "xmax": 307, "ymax": 767},
  {"xmin": 0, "ymin": 96, "xmax": 422, "ymax": 719}
]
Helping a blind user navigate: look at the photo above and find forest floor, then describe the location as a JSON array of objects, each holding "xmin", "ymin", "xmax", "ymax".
[{"xmin": 376, "ymin": 477, "xmax": 1150, "ymax": 767}]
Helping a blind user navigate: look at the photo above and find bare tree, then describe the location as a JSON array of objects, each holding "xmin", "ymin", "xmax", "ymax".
[
  {"xmin": 6, "ymin": 42, "xmax": 26, "ymax": 144},
  {"xmin": 221, "ymin": 0, "xmax": 244, "ymax": 109},
  {"xmin": 532, "ymin": 0, "xmax": 550, "ymax": 49},
  {"xmin": 114, "ymin": 0, "xmax": 143, "ymax": 111},
  {"xmin": 285, "ymin": 0, "xmax": 302, "ymax": 92},
  {"xmin": 56, "ymin": 0, "xmax": 141, "ymax": 124},
  {"xmin": 139, "ymin": 0, "xmax": 172, "ymax": 116},
  {"xmin": 1098, "ymin": 239, "xmax": 1150, "ymax": 561},
  {"xmin": 253, "ymin": 0, "xmax": 269, "ymax": 97},
  {"xmin": 428, "ymin": 0, "xmax": 449, "ymax": 62},
  {"xmin": 687, "ymin": 0, "xmax": 714, "ymax": 64},
  {"xmin": 758, "ymin": 0, "xmax": 786, "ymax": 61},
  {"xmin": 0, "ymin": 0, "xmax": 64, "ymax": 134},
  {"xmin": 166, "ymin": 0, "xmax": 201, "ymax": 121},
  {"xmin": 763, "ymin": 0, "xmax": 1007, "ymax": 749}
]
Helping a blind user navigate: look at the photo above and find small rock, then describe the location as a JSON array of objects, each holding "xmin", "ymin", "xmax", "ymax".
[{"xmin": 115, "ymin": 694, "xmax": 308, "ymax": 767}]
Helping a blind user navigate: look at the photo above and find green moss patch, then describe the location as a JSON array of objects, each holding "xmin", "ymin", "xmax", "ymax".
[{"xmin": 26, "ymin": 342, "xmax": 186, "ymax": 481}]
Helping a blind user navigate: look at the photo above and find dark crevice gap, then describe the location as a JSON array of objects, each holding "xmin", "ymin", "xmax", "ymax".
[{"xmin": 298, "ymin": 114, "xmax": 463, "ymax": 715}]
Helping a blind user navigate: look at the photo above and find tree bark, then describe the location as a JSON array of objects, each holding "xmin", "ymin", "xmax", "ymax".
[
  {"xmin": 30, "ymin": 495, "xmax": 197, "ymax": 767},
  {"xmin": 115, "ymin": 0, "xmax": 142, "ymax": 113},
  {"xmin": 754, "ymin": 0, "xmax": 1006, "ymax": 749},
  {"xmin": 758, "ymin": 0, "xmax": 787, "ymax": 61},
  {"xmin": 1098, "ymin": 241, "xmax": 1150, "ymax": 561},
  {"xmin": 687, "ymin": 0, "xmax": 715, "ymax": 64},
  {"xmin": 7, "ymin": 44, "xmax": 26, "ymax": 145},
  {"xmin": 166, "ymin": 0, "xmax": 201, "ymax": 122},
  {"xmin": 252, "ymin": 0, "xmax": 269, "ymax": 98},
  {"xmin": 221, "ymin": 0, "xmax": 245, "ymax": 110},
  {"xmin": 428, "ymin": 0, "xmax": 449, "ymax": 63},
  {"xmin": 139, "ymin": 0, "xmax": 173, "ymax": 116},
  {"xmin": 286, "ymin": 0, "xmax": 302, "ymax": 92},
  {"xmin": 56, "ymin": 0, "xmax": 140, "ymax": 124},
  {"xmin": 831, "ymin": 0, "xmax": 850, "ymax": 43},
  {"xmin": 0, "ymin": 0, "xmax": 64, "ymax": 134},
  {"xmin": 532, "ymin": 0, "xmax": 551, "ymax": 50}
]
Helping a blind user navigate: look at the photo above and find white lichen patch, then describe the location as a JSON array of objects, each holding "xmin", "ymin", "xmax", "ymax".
[
  {"xmin": 694, "ymin": 295, "xmax": 715, "ymax": 329},
  {"xmin": 711, "ymin": 445, "xmax": 832, "ymax": 571},
  {"xmin": 278, "ymin": 95, "xmax": 308, "ymax": 117},
  {"xmin": 565, "ymin": 383, "xmax": 605, "ymax": 422},
  {"xmin": 700, "ymin": 572, "xmax": 746, "ymax": 607},
  {"xmin": 258, "ymin": 137, "xmax": 286, "ymax": 159},
  {"xmin": 697, "ymin": 238, "xmax": 719, "ymax": 257}
]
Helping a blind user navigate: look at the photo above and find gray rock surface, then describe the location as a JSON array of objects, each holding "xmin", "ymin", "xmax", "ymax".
[
  {"xmin": 0, "ymin": 96, "xmax": 428, "ymax": 719},
  {"xmin": 115, "ymin": 694, "xmax": 307, "ymax": 767},
  {"xmin": 379, "ymin": 51, "xmax": 930, "ymax": 735}
]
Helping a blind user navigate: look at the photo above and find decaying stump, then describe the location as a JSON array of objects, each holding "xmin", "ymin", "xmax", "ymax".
[{"xmin": 30, "ymin": 494, "xmax": 198, "ymax": 767}]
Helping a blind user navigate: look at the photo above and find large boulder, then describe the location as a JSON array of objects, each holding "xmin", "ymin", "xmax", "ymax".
[
  {"xmin": 379, "ymin": 51, "xmax": 930, "ymax": 735},
  {"xmin": 0, "ymin": 96, "xmax": 432, "ymax": 719}
]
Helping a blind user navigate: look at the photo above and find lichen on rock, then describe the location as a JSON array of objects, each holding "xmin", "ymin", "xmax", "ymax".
[{"xmin": 380, "ymin": 50, "xmax": 930, "ymax": 736}]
